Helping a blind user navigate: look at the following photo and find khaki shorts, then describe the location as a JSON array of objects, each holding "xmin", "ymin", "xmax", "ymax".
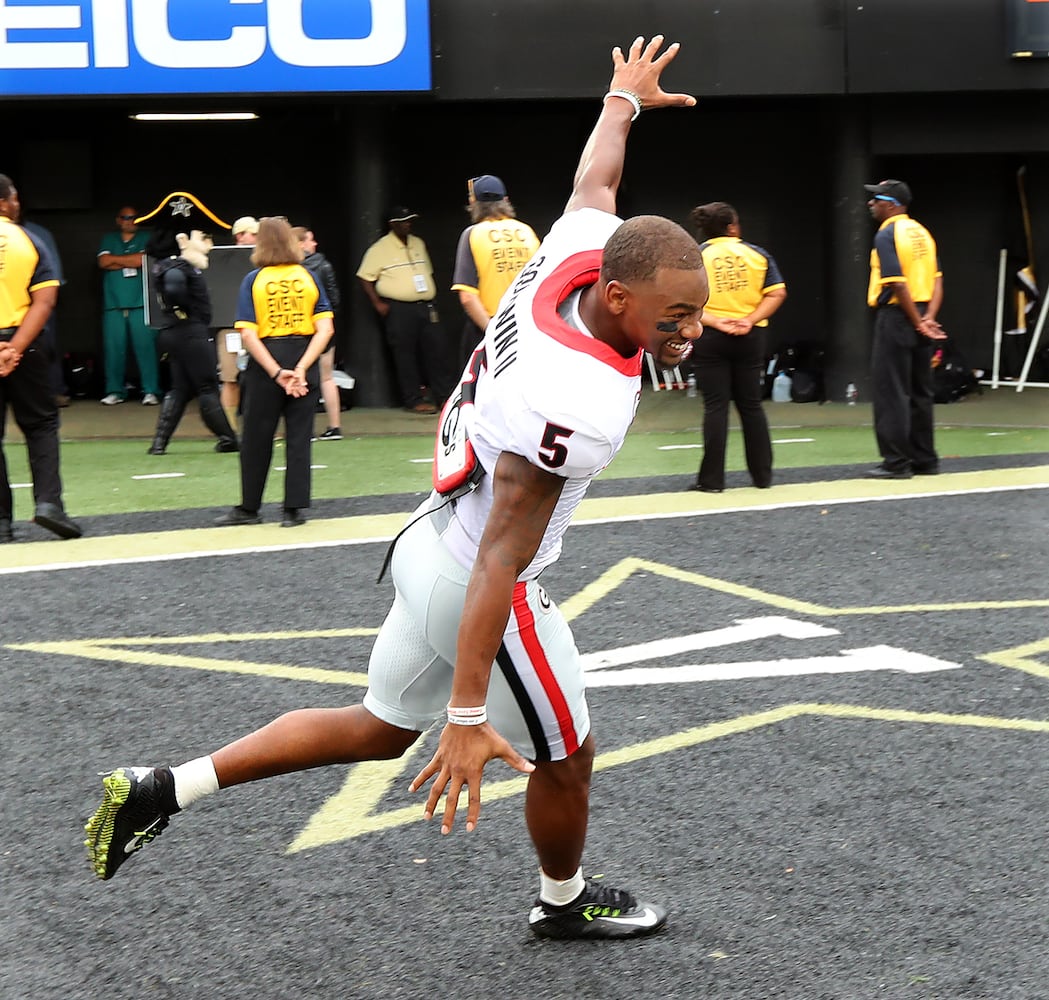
[
  {"xmin": 363, "ymin": 495, "xmax": 591, "ymax": 762},
  {"xmin": 216, "ymin": 329, "xmax": 240, "ymax": 383}
]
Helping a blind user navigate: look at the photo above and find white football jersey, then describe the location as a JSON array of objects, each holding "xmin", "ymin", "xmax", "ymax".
[{"xmin": 442, "ymin": 208, "xmax": 643, "ymax": 579}]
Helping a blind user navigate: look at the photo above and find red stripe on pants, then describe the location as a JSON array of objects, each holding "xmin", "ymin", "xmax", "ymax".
[{"xmin": 511, "ymin": 582, "xmax": 579, "ymax": 755}]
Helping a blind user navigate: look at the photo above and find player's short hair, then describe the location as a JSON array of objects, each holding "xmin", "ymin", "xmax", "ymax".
[
  {"xmin": 602, "ymin": 215, "xmax": 703, "ymax": 284},
  {"xmin": 0, "ymin": 174, "xmax": 14, "ymax": 201}
]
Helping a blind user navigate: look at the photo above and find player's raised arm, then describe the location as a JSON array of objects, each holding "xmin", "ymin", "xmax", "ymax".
[{"xmin": 564, "ymin": 35, "xmax": 696, "ymax": 217}]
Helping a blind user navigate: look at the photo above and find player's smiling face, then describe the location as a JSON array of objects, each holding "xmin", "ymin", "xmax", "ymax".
[{"xmin": 621, "ymin": 266, "xmax": 708, "ymax": 366}]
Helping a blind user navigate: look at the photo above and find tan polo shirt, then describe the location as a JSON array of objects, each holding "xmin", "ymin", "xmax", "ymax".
[{"xmin": 356, "ymin": 231, "xmax": 436, "ymax": 302}]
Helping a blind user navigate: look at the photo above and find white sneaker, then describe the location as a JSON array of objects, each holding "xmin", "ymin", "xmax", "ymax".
[
  {"xmin": 141, "ymin": 393, "xmax": 160, "ymax": 406},
  {"xmin": 100, "ymin": 394, "xmax": 124, "ymax": 405}
]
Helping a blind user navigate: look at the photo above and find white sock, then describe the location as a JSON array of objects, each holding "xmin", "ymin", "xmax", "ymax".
[
  {"xmin": 539, "ymin": 866, "xmax": 585, "ymax": 906},
  {"xmin": 169, "ymin": 756, "xmax": 219, "ymax": 810}
]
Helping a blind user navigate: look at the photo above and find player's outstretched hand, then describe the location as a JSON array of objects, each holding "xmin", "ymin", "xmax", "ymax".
[
  {"xmin": 410, "ymin": 722, "xmax": 535, "ymax": 835},
  {"xmin": 609, "ymin": 35, "xmax": 696, "ymax": 112}
]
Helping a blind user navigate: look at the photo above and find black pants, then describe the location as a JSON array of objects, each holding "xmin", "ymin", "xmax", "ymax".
[
  {"xmin": 459, "ymin": 318, "xmax": 485, "ymax": 373},
  {"xmin": 239, "ymin": 336, "xmax": 319, "ymax": 512},
  {"xmin": 871, "ymin": 305, "xmax": 938, "ymax": 472},
  {"xmin": 0, "ymin": 334, "xmax": 63, "ymax": 519},
  {"xmin": 691, "ymin": 328, "xmax": 772, "ymax": 490},
  {"xmin": 159, "ymin": 325, "xmax": 221, "ymax": 399},
  {"xmin": 384, "ymin": 299, "xmax": 452, "ymax": 408},
  {"xmin": 39, "ymin": 317, "xmax": 67, "ymax": 397}
]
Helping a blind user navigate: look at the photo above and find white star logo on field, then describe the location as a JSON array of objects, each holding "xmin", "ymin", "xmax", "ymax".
[{"xmin": 5, "ymin": 553, "xmax": 1046, "ymax": 854}]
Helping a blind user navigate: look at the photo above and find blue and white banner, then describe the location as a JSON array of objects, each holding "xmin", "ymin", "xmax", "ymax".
[{"xmin": 0, "ymin": 0, "xmax": 431, "ymax": 95}]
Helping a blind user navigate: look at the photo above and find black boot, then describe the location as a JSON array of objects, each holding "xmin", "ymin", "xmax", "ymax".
[
  {"xmin": 198, "ymin": 391, "xmax": 239, "ymax": 453},
  {"xmin": 148, "ymin": 392, "xmax": 187, "ymax": 455}
]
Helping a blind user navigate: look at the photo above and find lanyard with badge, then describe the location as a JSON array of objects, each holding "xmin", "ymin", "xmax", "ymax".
[
  {"xmin": 405, "ymin": 245, "xmax": 438, "ymax": 320},
  {"xmin": 122, "ymin": 238, "xmax": 140, "ymax": 279},
  {"xmin": 407, "ymin": 245, "xmax": 429, "ymax": 295}
]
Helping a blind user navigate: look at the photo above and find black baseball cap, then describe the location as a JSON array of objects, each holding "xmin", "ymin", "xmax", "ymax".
[
  {"xmin": 864, "ymin": 179, "xmax": 912, "ymax": 206},
  {"xmin": 388, "ymin": 206, "xmax": 419, "ymax": 222}
]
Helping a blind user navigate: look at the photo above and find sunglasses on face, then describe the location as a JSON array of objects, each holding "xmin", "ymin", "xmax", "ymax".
[{"xmin": 118, "ymin": 214, "xmax": 136, "ymax": 219}]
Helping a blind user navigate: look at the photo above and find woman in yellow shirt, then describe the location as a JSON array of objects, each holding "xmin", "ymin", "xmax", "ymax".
[
  {"xmin": 214, "ymin": 217, "xmax": 333, "ymax": 528},
  {"xmin": 688, "ymin": 201, "xmax": 786, "ymax": 493}
]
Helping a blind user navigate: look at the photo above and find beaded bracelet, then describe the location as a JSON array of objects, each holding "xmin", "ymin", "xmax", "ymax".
[{"xmin": 604, "ymin": 89, "xmax": 643, "ymax": 121}]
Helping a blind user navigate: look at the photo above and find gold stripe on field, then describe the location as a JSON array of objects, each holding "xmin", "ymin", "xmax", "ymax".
[
  {"xmin": 557, "ymin": 557, "xmax": 1049, "ymax": 622},
  {"xmin": 287, "ymin": 701, "xmax": 1049, "ymax": 851}
]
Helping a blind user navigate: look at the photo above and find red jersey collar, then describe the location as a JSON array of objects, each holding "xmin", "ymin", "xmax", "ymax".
[{"xmin": 530, "ymin": 250, "xmax": 643, "ymax": 377}]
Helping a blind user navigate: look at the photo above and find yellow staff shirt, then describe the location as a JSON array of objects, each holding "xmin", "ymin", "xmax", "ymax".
[
  {"xmin": 235, "ymin": 264, "xmax": 332, "ymax": 338},
  {"xmin": 451, "ymin": 218, "xmax": 540, "ymax": 317},
  {"xmin": 699, "ymin": 236, "xmax": 785, "ymax": 326},
  {"xmin": 0, "ymin": 215, "xmax": 60, "ymax": 328},
  {"xmin": 867, "ymin": 214, "xmax": 941, "ymax": 308}
]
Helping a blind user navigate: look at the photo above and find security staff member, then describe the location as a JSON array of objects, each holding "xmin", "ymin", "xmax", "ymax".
[
  {"xmin": 687, "ymin": 201, "xmax": 786, "ymax": 493},
  {"xmin": 0, "ymin": 174, "xmax": 81, "ymax": 541},
  {"xmin": 864, "ymin": 179, "xmax": 946, "ymax": 479},
  {"xmin": 357, "ymin": 207, "xmax": 451, "ymax": 414},
  {"xmin": 214, "ymin": 217, "xmax": 333, "ymax": 528},
  {"xmin": 450, "ymin": 174, "xmax": 540, "ymax": 368}
]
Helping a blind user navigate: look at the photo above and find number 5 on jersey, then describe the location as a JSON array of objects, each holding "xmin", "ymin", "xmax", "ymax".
[{"xmin": 538, "ymin": 422, "xmax": 574, "ymax": 469}]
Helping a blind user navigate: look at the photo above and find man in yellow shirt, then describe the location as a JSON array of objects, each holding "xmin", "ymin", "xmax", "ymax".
[
  {"xmin": 0, "ymin": 173, "xmax": 81, "ymax": 541},
  {"xmin": 357, "ymin": 208, "xmax": 451, "ymax": 414},
  {"xmin": 864, "ymin": 179, "xmax": 946, "ymax": 479},
  {"xmin": 451, "ymin": 175, "xmax": 540, "ymax": 368}
]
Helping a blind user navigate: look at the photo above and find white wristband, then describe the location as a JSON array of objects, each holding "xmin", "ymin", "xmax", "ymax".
[
  {"xmin": 447, "ymin": 711, "xmax": 487, "ymax": 726},
  {"xmin": 447, "ymin": 704, "xmax": 487, "ymax": 726},
  {"xmin": 604, "ymin": 89, "xmax": 643, "ymax": 121},
  {"xmin": 447, "ymin": 703, "xmax": 485, "ymax": 716},
  {"xmin": 447, "ymin": 713, "xmax": 487, "ymax": 726}
]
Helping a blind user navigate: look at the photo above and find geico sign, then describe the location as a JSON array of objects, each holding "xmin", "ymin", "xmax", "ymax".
[{"xmin": 0, "ymin": 0, "xmax": 407, "ymax": 69}]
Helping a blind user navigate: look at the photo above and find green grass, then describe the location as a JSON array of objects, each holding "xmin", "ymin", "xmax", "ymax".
[
  {"xmin": 22, "ymin": 435, "xmax": 437, "ymax": 516},
  {"xmin": 2, "ymin": 420, "xmax": 1045, "ymax": 518},
  {"xmin": 622, "ymin": 424, "xmax": 1049, "ymax": 479}
]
